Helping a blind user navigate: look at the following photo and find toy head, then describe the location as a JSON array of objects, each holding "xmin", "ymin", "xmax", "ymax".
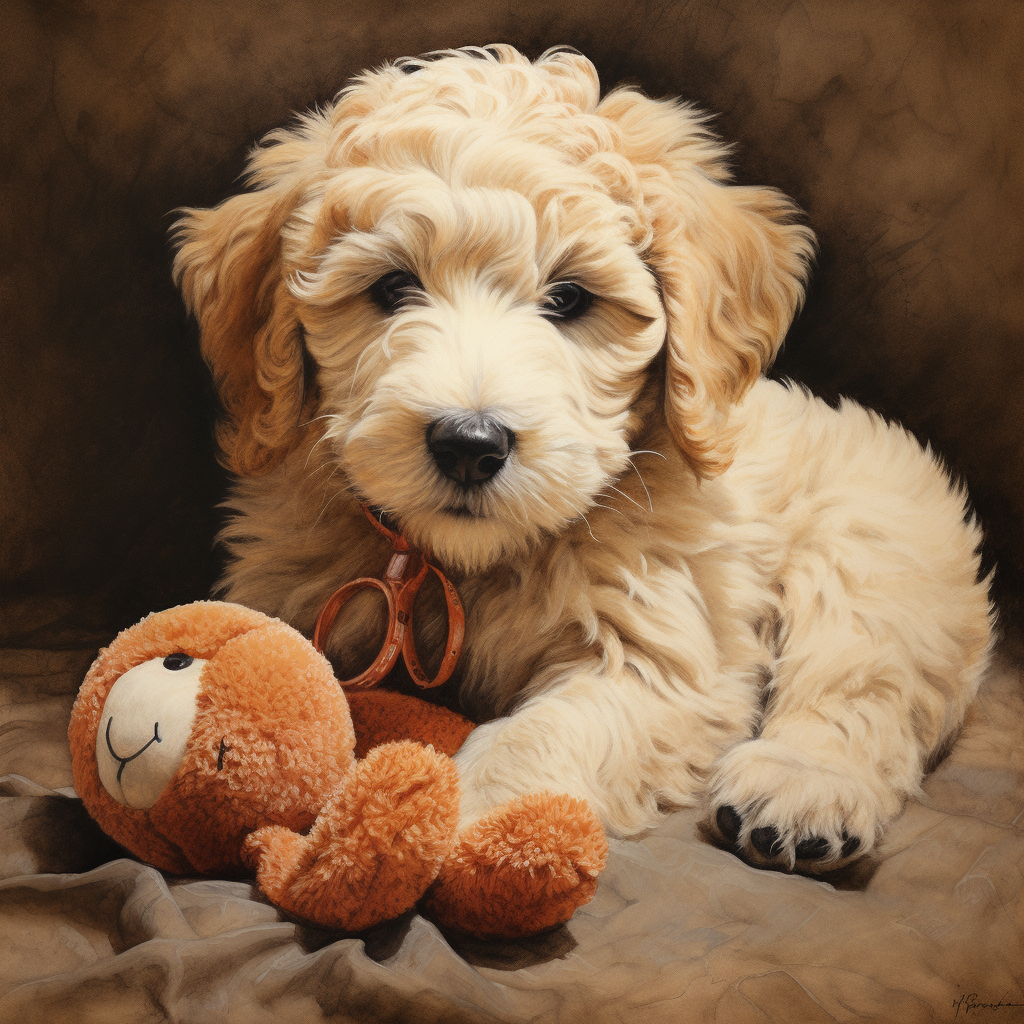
[{"xmin": 69, "ymin": 602, "xmax": 355, "ymax": 874}]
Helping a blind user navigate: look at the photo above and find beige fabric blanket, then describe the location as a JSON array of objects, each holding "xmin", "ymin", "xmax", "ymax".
[{"xmin": 0, "ymin": 645, "xmax": 1022, "ymax": 1023}]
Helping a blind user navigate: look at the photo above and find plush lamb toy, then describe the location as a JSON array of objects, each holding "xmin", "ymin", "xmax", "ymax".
[{"xmin": 69, "ymin": 601, "xmax": 607, "ymax": 937}]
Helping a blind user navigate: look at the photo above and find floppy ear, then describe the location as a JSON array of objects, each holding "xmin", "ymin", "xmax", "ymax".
[
  {"xmin": 172, "ymin": 122, "xmax": 328, "ymax": 476},
  {"xmin": 599, "ymin": 91, "xmax": 815, "ymax": 478}
]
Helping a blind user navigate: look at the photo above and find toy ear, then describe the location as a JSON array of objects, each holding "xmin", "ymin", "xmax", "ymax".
[
  {"xmin": 597, "ymin": 90, "xmax": 814, "ymax": 478},
  {"xmin": 172, "ymin": 119, "xmax": 330, "ymax": 475}
]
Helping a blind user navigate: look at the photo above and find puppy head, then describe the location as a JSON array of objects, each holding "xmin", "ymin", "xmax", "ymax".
[{"xmin": 173, "ymin": 45, "xmax": 813, "ymax": 570}]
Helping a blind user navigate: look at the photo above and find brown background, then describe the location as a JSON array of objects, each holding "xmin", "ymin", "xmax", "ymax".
[
  {"xmin": 3, "ymin": 0, "xmax": 1023, "ymax": 647},
  {"xmin": 1, "ymin": 5, "xmax": 1023, "ymax": 1020}
]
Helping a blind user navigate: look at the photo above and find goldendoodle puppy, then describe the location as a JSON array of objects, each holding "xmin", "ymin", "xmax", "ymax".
[{"xmin": 173, "ymin": 44, "xmax": 993, "ymax": 873}]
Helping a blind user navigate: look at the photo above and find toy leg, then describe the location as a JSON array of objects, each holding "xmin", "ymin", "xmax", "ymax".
[
  {"xmin": 242, "ymin": 741, "xmax": 459, "ymax": 931},
  {"xmin": 422, "ymin": 792, "xmax": 608, "ymax": 939}
]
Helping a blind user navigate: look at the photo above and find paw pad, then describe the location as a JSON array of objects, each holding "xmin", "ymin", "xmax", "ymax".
[
  {"xmin": 710, "ymin": 803, "xmax": 865, "ymax": 872},
  {"xmin": 750, "ymin": 825, "xmax": 784, "ymax": 858},
  {"xmin": 704, "ymin": 737, "xmax": 888, "ymax": 874},
  {"xmin": 716, "ymin": 805, "xmax": 741, "ymax": 844},
  {"xmin": 794, "ymin": 835, "xmax": 830, "ymax": 860}
]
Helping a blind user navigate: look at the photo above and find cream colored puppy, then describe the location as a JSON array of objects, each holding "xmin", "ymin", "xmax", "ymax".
[{"xmin": 173, "ymin": 45, "xmax": 993, "ymax": 872}]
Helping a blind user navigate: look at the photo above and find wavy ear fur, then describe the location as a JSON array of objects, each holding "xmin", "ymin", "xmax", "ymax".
[
  {"xmin": 599, "ymin": 90, "xmax": 815, "ymax": 478},
  {"xmin": 172, "ymin": 121, "xmax": 328, "ymax": 476}
]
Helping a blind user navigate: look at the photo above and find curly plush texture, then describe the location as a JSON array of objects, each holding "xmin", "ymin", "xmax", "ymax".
[
  {"xmin": 347, "ymin": 689, "xmax": 474, "ymax": 759},
  {"xmin": 243, "ymin": 742, "xmax": 460, "ymax": 931},
  {"xmin": 70, "ymin": 603, "xmax": 459, "ymax": 928},
  {"xmin": 424, "ymin": 793, "xmax": 609, "ymax": 939},
  {"xmin": 70, "ymin": 601, "xmax": 609, "ymax": 936},
  {"xmin": 69, "ymin": 602, "xmax": 286, "ymax": 873}
]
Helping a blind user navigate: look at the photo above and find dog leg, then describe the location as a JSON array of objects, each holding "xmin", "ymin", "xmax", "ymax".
[
  {"xmin": 704, "ymin": 543, "xmax": 992, "ymax": 872},
  {"xmin": 454, "ymin": 659, "xmax": 751, "ymax": 837}
]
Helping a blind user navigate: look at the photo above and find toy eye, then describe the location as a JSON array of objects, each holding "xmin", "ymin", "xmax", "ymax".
[
  {"xmin": 370, "ymin": 270, "xmax": 423, "ymax": 313},
  {"xmin": 542, "ymin": 282, "xmax": 593, "ymax": 321},
  {"xmin": 163, "ymin": 653, "xmax": 194, "ymax": 671}
]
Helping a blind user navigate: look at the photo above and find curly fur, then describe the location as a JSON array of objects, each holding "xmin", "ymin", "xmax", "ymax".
[{"xmin": 172, "ymin": 45, "xmax": 993, "ymax": 871}]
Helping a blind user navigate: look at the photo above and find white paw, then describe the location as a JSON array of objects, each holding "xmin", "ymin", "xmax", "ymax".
[{"xmin": 703, "ymin": 737, "xmax": 906, "ymax": 872}]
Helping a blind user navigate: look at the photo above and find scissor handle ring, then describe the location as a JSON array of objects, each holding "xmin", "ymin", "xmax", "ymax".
[
  {"xmin": 401, "ymin": 562, "xmax": 466, "ymax": 688},
  {"xmin": 312, "ymin": 577, "xmax": 403, "ymax": 689}
]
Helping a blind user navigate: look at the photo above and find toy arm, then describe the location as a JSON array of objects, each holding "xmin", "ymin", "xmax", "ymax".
[
  {"xmin": 346, "ymin": 689, "xmax": 475, "ymax": 759},
  {"xmin": 242, "ymin": 740, "xmax": 459, "ymax": 931}
]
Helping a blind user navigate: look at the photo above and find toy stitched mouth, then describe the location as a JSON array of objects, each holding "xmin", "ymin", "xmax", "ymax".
[{"xmin": 105, "ymin": 716, "xmax": 162, "ymax": 783}]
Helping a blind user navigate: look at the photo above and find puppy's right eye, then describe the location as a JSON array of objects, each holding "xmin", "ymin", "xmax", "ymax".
[{"xmin": 370, "ymin": 270, "xmax": 423, "ymax": 313}]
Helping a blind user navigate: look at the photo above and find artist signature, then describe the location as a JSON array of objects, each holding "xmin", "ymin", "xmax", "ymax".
[{"xmin": 952, "ymin": 993, "xmax": 1024, "ymax": 1018}]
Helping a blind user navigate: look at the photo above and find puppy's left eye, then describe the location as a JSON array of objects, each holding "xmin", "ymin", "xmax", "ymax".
[
  {"xmin": 370, "ymin": 270, "xmax": 423, "ymax": 313},
  {"xmin": 541, "ymin": 282, "xmax": 593, "ymax": 321}
]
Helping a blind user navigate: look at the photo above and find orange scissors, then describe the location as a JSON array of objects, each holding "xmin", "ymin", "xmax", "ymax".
[{"xmin": 312, "ymin": 505, "xmax": 465, "ymax": 690}]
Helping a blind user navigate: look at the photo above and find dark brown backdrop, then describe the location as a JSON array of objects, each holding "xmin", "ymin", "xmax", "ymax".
[{"xmin": 3, "ymin": 0, "xmax": 1022, "ymax": 648}]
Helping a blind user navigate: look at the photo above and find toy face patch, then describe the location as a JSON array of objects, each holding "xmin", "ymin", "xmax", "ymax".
[{"xmin": 96, "ymin": 654, "xmax": 208, "ymax": 808}]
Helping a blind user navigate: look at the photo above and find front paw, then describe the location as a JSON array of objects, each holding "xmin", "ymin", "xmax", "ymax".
[{"xmin": 703, "ymin": 738, "xmax": 904, "ymax": 872}]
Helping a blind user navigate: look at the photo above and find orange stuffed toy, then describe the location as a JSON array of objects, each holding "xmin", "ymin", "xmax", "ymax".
[{"xmin": 69, "ymin": 601, "xmax": 608, "ymax": 938}]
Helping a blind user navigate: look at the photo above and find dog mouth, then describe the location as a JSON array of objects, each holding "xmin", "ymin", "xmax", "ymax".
[
  {"xmin": 441, "ymin": 503, "xmax": 486, "ymax": 519},
  {"xmin": 353, "ymin": 492, "xmax": 489, "ymax": 531}
]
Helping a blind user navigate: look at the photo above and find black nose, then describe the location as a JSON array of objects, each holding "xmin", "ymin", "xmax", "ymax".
[{"xmin": 426, "ymin": 413, "xmax": 515, "ymax": 487}]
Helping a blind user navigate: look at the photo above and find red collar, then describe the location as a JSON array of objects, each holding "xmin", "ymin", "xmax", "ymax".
[{"xmin": 312, "ymin": 505, "xmax": 465, "ymax": 689}]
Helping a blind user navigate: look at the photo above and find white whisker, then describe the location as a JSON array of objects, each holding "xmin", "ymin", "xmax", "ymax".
[
  {"xmin": 607, "ymin": 484, "xmax": 648, "ymax": 515},
  {"xmin": 299, "ymin": 413, "xmax": 335, "ymax": 430},
  {"xmin": 626, "ymin": 457, "xmax": 654, "ymax": 514},
  {"xmin": 593, "ymin": 498, "xmax": 628, "ymax": 520},
  {"xmin": 303, "ymin": 430, "xmax": 334, "ymax": 470},
  {"xmin": 305, "ymin": 461, "xmax": 340, "ymax": 481},
  {"xmin": 312, "ymin": 490, "xmax": 343, "ymax": 532},
  {"xmin": 565, "ymin": 500, "xmax": 597, "ymax": 542}
]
